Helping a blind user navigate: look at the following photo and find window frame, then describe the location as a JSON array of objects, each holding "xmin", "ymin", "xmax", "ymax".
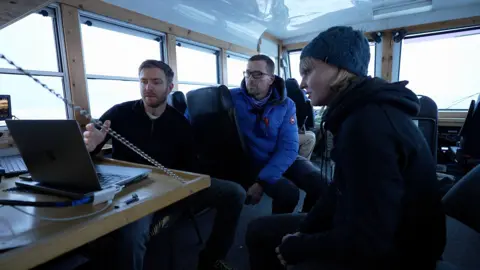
[
  {"xmin": 0, "ymin": 4, "xmax": 72, "ymax": 127},
  {"xmin": 270, "ymin": 55, "xmax": 279, "ymax": 76},
  {"xmin": 403, "ymin": 26, "xmax": 480, "ymax": 42},
  {"xmin": 79, "ymin": 11, "xmax": 166, "ymax": 82},
  {"xmin": 397, "ymin": 26, "xmax": 480, "ymax": 112},
  {"xmin": 287, "ymin": 49, "xmax": 302, "ymax": 82},
  {"xmin": 226, "ymin": 51, "xmax": 249, "ymax": 88},
  {"xmin": 175, "ymin": 38, "xmax": 221, "ymax": 90},
  {"xmin": 78, "ymin": 11, "xmax": 166, "ymax": 119},
  {"xmin": 368, "ymin": 41, "xmax": 376, "ymax": 77}
]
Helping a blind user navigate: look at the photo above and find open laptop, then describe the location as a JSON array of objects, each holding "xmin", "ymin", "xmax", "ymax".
[{"xmin": 6, "ymin": 120, "xmax": 152, "ymax": 199}]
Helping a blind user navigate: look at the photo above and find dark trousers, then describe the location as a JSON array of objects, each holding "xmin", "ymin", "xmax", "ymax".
[
  {"xmin": 246, "ymin": 214, "xmax": 353, "ymax": 270},
  {"xmin": 89, "ymin": 178, "xmax": 246, "ymax": 270},
  {"xmin": 263, "ymin": 156, "xmax": 325, "ymax": 214}
]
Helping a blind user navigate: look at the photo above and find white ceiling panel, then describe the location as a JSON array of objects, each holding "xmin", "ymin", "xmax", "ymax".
[{"xmin": 103, "ymin": 0, "xmax": 480, "ymax": 48}]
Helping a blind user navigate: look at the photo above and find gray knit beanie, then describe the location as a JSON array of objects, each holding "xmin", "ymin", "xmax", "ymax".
[{"xmin": 300, "ymin": 26, "xmax": 370, "ymax": 76}]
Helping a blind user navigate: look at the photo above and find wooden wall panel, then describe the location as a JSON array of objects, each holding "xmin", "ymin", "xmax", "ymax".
[
  {"xmin": 277, "ymin": 43, "xmax": 283, "ymax": 76},
  {"xmin": 261, "ymin": 31, "xmax": 282, "ymax": 44},
  {"xmin": 380, "ymin": 31, "xmax": 393, "ymax": 82},
  {"xmin": 219, "ymin": 48, "xmax": 228, "ymax": 85},
  {"xmin": 165, "ymin": 33, "xmax": 178, "ymax": 91},
  {"xmin": 370, "ymin": 16, "xmax": 480, "ymax": 36},
  {"xmin": 60, "ymin": 3, "xmax": 89, "ymax": 125},
  {"xmin": 283, "ymin": 42, "xmax": 308, "ymax": 51}
]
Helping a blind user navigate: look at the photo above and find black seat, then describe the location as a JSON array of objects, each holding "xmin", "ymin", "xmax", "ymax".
[
  {"xmin": 443, "ymin": 164, "xmax": 480, "ymax": 234},
  {"xmin": 186, "ymin": 85, "xmax": 254, "ymax": 186},
  {"xmin": 285, "ymin": 78, "xmax": 313, "ymax": 130},
  {"xmin": 167, "ymin": 91, "xmax": 187, "ymax": 115},
  {"xmin": 149, "ymin": 86, "xmax": 250, "ymax": 251},
  {"xmin": 438, "ymin": 164, "xmax": 480, "ymax": 270},
  {"xmin": 414, "ymin": 95, "xmax": 438, "ymax": 163}
]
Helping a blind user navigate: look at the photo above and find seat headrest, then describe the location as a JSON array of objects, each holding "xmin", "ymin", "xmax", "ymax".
[
  {"xmin": 286, "ymin": 78, "xmax": 307, "ymax": 105},
  {"xmin": 285, "ymin": 78, "xmax": 300, "ymax": 89},
  {"xmin": 417, "ymin": 95, "xmax": 438, "ymax": 119},
  {"xmin": 167, "ymin": 91, "xmax": 187, "ymax": 114},
  {"xmin": 442, "ymin": 164, "xmax": 480, "ymax": 233},
  {"xmin": 185, "ymin": 85, "xmax": 253, "ymax": 183},
  {"xmin": 186, "ymin": 85, "xmax": 233, "ymax": 119}
]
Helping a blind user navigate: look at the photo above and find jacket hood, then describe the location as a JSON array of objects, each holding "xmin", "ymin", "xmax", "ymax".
[
  {"xmin": 240, "ymin": 75, "xmax": 287, "ymax": 105},
  {"xmin": 323, "ymin": 77, "xmax": 420, "ymax": 134}
]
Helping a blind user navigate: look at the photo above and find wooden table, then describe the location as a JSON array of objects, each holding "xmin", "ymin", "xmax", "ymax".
[{"xmin": 0, "ymin": 158, "xmax": 210, "ymax": 270}]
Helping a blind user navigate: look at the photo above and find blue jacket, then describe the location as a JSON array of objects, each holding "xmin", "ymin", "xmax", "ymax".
[{"xmin": 232, "ymin": 76, "xmax": 299, "ymax": 184}]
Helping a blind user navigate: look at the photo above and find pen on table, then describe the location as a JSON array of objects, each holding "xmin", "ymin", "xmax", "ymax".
[{"xmin": 125, "ymin": 193, "xmax": 139, "ymax": 205}]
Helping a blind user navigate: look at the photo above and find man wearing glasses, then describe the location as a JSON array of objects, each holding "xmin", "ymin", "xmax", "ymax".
[{"xmin": 230, "ymin": 54, "xmax": 323, "ymax": 214}]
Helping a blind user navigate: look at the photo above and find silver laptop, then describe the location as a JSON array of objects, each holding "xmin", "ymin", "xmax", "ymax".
[{"xmin": 6, "ymin": 120, "xmax": 152, "ymax": 199}]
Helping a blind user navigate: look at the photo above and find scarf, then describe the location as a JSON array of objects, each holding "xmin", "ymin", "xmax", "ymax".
[
  {"xmin": 246, "ymin": 89, "xmax": 272, "ymax": 110},
  {"xmin": 245, "ymin": 88, "xmax": 273, "ymax": 138}
]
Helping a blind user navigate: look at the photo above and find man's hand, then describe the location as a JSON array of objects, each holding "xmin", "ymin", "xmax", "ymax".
[
  {"xmin": 83, "ymin": 120, "xmax": 110, "ymax": 152},
  {"xmin": 275, "ymin": 232, "xmax": 301, "ymax": 266},
  {"xmin": 246, "ymin": 182, "xmax": 263, "ymax": 205}
]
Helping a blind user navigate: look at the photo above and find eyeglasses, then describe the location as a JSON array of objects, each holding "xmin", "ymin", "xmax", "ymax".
[{"xmin": 243, "ymin": 70, "xmax": 270, "ymax": 79}]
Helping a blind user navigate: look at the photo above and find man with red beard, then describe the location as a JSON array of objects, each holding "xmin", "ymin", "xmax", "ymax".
[{"xmin": 83, "ymin": 60, "xmax": 245, "ymax": 270}]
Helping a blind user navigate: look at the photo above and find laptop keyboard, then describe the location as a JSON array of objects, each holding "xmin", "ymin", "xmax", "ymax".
[
  {"xmin": 0, "ymin": 155, "xmax": 28, "ymax": 176},
  {"xmin": 97, "ymin": 172, "xmax": 131, "ymax": 187}
]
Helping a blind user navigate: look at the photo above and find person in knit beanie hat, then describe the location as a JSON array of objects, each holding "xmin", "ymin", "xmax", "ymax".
[
  {"xmin": 246, "ymin": 26, "xmax": 446, "ymax": 270},
  {"xmin": 299, "ymin": 25, "xmax": 370, "ymax": 106}
]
